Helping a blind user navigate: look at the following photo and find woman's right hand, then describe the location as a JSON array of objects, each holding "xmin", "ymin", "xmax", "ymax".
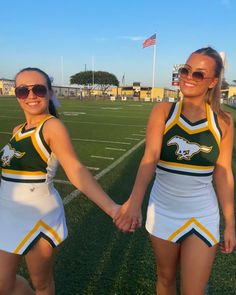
[
  {"xmin": 219, "ymin": 224, "xmax": 236, "ymax": 254},
  {"xmin": 113, "ymin": 198, "xmax": 142, "ymax": 233}
]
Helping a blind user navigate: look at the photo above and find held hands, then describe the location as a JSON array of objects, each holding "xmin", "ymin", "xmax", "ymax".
[
  {"xmin": 113, "ymin": 198, "xmax": 142, "ymax": 233},
  {"xmin": 219, "ymin": 225, "xmax": 236, "ymax": 254},
  {"xmin": 108, "ymin": 203, "xmax": 122, "ymax": 220}
]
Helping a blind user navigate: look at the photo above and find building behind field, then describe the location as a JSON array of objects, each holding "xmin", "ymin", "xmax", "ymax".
[
  {"xmin": 109, "ymin": 83, "xmax": 177, "ymax": 101},
  {"xmin": 53, "ymin": 85, "xmax": 81, "ymax": 97},
  {"xmin": 0, "ymin": 79, "xmax": 83, "ymax": 98},
  {"xmin": 0, "ymin": 78, "xmax": 177, "ymax": 101},
  {"xmin": 1, "ymin": 77, "xmax": 236, "ymax": 103},
  {"xmin": 228, "ymin": 86, "xmax": 236, "ymax": 97},
  {"xmin": 0, "ymin": 79, "xmax": 15, "ymax": 96}
]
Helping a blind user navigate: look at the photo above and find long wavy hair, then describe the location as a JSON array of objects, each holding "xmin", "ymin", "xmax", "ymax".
[
  {"xmin": 193, "ymin": 47, "xmax": 228, "ymax": 123},
  {"xmin": 15, "ymin": 67, "xmax": 58, "ymax": 118}
]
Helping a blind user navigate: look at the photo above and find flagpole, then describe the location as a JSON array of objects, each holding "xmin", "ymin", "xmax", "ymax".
[
  {"xmin": 143, "ymin": 33, "xmax": 157, "ymax": 100},
  {"xmin": 152, "ymin": 41, "xmax": 156, "ymax": 100}
]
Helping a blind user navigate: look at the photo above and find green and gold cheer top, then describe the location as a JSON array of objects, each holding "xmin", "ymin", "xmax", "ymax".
[
  {"xmin": 0, "ymin": 116, "xmax": 58, "ymax": 183},
  {"xmin": 157, "ymin": 100, "xmax": 222, "ymax": 177}
]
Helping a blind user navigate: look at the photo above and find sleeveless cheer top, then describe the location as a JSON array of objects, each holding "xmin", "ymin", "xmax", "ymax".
[
  {"xmin": 157, "ymin": 100, "xmax": 221, "ymax": 177},
  {"xmin": 1, "ymin": 115, "xmax": 58, "ymax": 183},
  {"xmin": 145, "ymin": 101, "xmax": 222, "ymax": 247},
  {"xmin": 0, "ymin": 115, "xmax": 67, "ymax": 254}
]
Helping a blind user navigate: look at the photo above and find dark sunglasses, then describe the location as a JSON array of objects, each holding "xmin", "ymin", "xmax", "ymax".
[
  {"xmin": 178, "ymin": 67, "xmax": 214, "ymax": 82},
  {"xmin": 15, "ymin": 84, "xmax": 47, "ymax": 99}
]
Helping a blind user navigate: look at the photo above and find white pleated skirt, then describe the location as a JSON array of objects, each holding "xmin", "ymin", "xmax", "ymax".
[
  {"xmin": 145, "ymin": 171, "xmax": 220, "ymax": 247},
  {"xmin": 0, "ymin": 180, "xmax": 68, "ymax": 255}
]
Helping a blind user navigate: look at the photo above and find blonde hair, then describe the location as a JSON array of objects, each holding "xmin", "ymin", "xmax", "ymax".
[{"xmin": 193, "ymin": 47, "xmax": 229, "ymax": 124}]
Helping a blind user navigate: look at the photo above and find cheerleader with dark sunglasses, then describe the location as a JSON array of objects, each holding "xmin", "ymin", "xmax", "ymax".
[
  {"xmin": 114, "ymin": 47, "xmax": 235, "ymax": 294},
  {"xmin": 0, "ymin": 67, "xmax": 120, "ymax": 295}
]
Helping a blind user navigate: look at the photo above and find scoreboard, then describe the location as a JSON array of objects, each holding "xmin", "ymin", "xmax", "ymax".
[{"xmin": 172, "ymin": 64, "xmax": 184, "ymax": 87}]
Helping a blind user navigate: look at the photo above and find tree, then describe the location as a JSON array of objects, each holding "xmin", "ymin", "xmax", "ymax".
[
  {"xmin": 221, "ymin": 77, "xmax": 229, "ymax": 89},
  {"xmin": 70, "ymin": 71, "xmax": 119, "ymax": 95}
]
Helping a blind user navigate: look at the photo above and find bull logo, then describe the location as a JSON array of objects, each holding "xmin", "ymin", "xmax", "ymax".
[
  {"xmin": 167, "ymin": 136, "xmax": 212, "ymax": 160},
  {"xmin": 1, "ymin": 144, "xmax": 25, "ymax": 166}
]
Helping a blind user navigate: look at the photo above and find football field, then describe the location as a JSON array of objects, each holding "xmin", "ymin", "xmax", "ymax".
[{"xmin": 0, "ymin": 97, "xmax": 235, "ymax": 294}]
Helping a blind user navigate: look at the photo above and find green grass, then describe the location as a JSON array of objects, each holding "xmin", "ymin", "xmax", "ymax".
[{"xmin": 0, "ymin": 97, "xmax": 235, "ymax": 294}]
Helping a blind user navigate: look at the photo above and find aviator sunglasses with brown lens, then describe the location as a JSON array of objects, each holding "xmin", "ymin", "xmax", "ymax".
[
  {"xmin": 178, "ymin": 67, "xmax": 215, "ymax": 82},
  {"xmin": 15, "ymin": 84, "xmax": 47, "ymax": 99}
]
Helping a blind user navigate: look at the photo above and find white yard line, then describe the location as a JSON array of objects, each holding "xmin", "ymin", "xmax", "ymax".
[
  {"xmin": 125, "ymin": 137, "xmax": 140, "ymax": 141},
  {"xmin": 63, "ymin": 120, "xmax": 145, "ymax": 128},
  {"xmin": 91, "ymin": 155, "xmax": 114, "ymax": 160},
  {"xmin": 54, "ymin": 179, "xmax": 71, "ymax": 184},
  {"xmin": 101, "ymin": 107, "xmax": 122, "ymax": 110},
  {"xmin": 105, "ymin": 147, "xmax": 126, "ymax": 151},
  {"xmin": 71, "ymin": 138, "xmax": 131, "ymax": 145},
  {"xmin": 86, "ymin": 166, "xmax": 100, "ymax": 171},
  {"xmin": 63, "ymin": 138, "xmax": 145, "ymax": 205},
  {"xmin": 65, "ymin": 113, "xmax": 145, "ymax": 119},
  {"xmin": 0, "ymin": 116, "xmax": 23, "ymax": 120},
  {"xmin": 0, "ymin": 131, "xmax": 12, "ymax": 135},
  {"xmin": 132, "ymin": 134, "xmax": 144, "ymax": 137},
  {"xmin": 127, "ymin": 104, "xmax": 143, "ymax": 107}
]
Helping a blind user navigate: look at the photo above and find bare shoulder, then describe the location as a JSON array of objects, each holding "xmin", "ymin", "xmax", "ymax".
[
  {"xmin": 218, "ymin": 112, "xmax": 234, "ymax": 138},
  {"xmin": 43, "ymin": 117, "xmax": 69, "ymax": 142},
  {"xmin": 43, "ymin": 117, "xmax": 65, "ymax": 130},
  {"xmin": 152, "ymin": 101, "xmax": 174, "ymax": 111},
  {"xmin": 149, "ymin": 102, "xmax": 174, "ymax": 120}
]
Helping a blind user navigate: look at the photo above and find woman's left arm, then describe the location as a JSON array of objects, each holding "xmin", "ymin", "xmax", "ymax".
[
  {"xmin": 213, "ymin": 114, "xmax": 235, "ymax": 253},
  {"xmin": 44, "ymin": 118, "xmax": 119, "ymax": 219}
]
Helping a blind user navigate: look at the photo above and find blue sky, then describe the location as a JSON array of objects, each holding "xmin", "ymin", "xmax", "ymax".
[{"xmin": 1, "ymin": 0, "xmax": 235, "ymax": 88}]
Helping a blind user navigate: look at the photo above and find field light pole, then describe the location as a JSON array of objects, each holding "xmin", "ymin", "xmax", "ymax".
[
  {"xmin": 61, "ymin": 56, "xmax": 64, "ymax": 86},
  {"xmin": 92, "ymin": 56, "xmax": 95, "ymax": 89}
]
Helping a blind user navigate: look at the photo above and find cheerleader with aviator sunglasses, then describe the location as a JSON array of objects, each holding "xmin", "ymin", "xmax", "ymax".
[
  {"xmin": 0, "ymin": 67, "xmax": 120, "ymax": 295},
  {"xmin": 114, "ymin": 47, "xmax": 235, "ymax": 294}
]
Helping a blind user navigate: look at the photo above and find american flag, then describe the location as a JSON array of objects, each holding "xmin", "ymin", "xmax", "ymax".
[{"xmin": 143, "ymin": 34, "xmax": 156, "ymax": 48}]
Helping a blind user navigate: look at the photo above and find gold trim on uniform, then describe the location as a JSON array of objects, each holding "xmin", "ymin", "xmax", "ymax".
[
  {"xmin": 167, "ymin": 217, "xmax": 218, "ymax": 245},
  {"xmin": 177, "ymin": 121, "xmax": 208, "ymax": 134},
  {"xmin": 31, "ymin": 135, "xmax": 48, "ymax": 163},
  {"xmin": 164, "ymin": 102, "xmax": 221, "ymax": 143},
  {"xmin": 2, "ymin": 168, "xmax": 45, "ymax": 176},
  {"xmin": 206, "ymin": 104, "xmax": 220, "ymax": 147},
  {"xmin": 164, "ymin": 100, "xmax": 183, "ymax": 134},
  {"xmin": 14, "ymin": 125, "xmax": 35, "ymax": 141},
  {"xmin": 14, "ymin": 219, "xmax": 62, "ymax": 254},
  {"xmin": 158, "ymin": 160, "xmax": 214, "ymax": 171}
]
